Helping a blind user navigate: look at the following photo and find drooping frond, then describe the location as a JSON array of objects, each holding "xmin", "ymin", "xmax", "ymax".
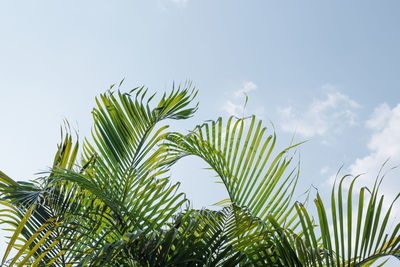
[
  {"xmin": 1, "ymin": 82, "xmax": 398, "ymax": 266},
  {"xmin": 164, "ymin": 116, "xmax": 301, "ymax": 228},
  {"xmin": 0, "ymin": 83, "xmax": 199, "ymax": 265}
]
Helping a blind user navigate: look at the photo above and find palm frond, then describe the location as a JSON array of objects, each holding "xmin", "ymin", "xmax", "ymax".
[
  {"xmin": 165, "ymin": 116, "xmax": 302, "ymax": 227},
  {"xmin": 0, "ymin": 84, "xmax": 199, "ymax": 265},
  {"xmin": 1, "ymin": 82, "xmax": 398, "ymax": 266},
  {"xmin": 295, "ymin": 174, "xmax": 400, "ymax": 266}
]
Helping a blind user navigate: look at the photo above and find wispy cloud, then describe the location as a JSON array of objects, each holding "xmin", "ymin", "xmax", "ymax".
[
  {"xmin": 222, "ymin": 100, "xmax": 245, "ymax": 118},
  {"xmin": 222, "ymin": 81, "xmax": 263, "ymax": 118},
  {"xmin": 351, "ymin": 103, "xmax": 400, "ymax": 174},
  {"xmin": 349, "ymin": 103, "xmax": 400, "ymax": 203},
  {"xmin": 278, "ymin": 84, "xmax": 361, "ymax": 140},
  {"xmin": 233, "ymin": 81, "xmax": 257, "ymax": 98}
]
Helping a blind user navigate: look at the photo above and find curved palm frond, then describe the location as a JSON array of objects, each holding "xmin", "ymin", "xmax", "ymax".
[
  {"xmin": 165, "ymin": 116, "xmax": 302, "ymax": 227},
  {"xmin": 79, "ymin": 204, "xmax": 270, "ymax": 266},
  {"xmin": 0, "ymin": 130, "xmax": 92, "ymax": 266},
  {"xmin": 194, "ymin": 204, "xmax": 282, "ymax": 266},
  {"xmin": 0, "ymin": 84, "xmax": 199, "ymax": 265},
  {"xmin": 1, "ymin": 82, "xmax": 398, "ymax": 266},
  {"xmin": 294, "ymin": 174, "xmax": 400, "ymax": 266}
]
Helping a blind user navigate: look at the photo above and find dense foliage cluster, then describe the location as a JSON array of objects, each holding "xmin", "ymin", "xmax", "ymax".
[{"xmin": 0, "ymin": 83, "xmax": 399, "ymax": 266}]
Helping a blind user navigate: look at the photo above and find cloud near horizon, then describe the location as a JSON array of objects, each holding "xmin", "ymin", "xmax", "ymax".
[
  {"xmin": 325, "ymin": 103, "xmax": 400, "ymax": 217},
  {"xmin": 349, "ymin": 103, "xmax": 400, "ymax": 204},
  {"xmin": 278, "ymin": 85, "xmax": 361, "ymax": 140}
]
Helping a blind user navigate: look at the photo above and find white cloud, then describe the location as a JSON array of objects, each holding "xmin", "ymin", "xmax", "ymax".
[
  {"xmin": 222, "ymin": 81, "xmax": 260, "ymax": 117},
  {"xmin": 350, "ymin": 103, "xmax": 400, "ymax": 183},
  {"xmin": 222, "ymin": 100, "xmax": 244, "ymax": 118},
  {"xmin": 234, "ymin": 81, "xmax": 257, "ymax": 98},
  {"xmin": 278, "ymin": 85, "xmax": 361, "ymax": 139},
  {"xmin": 349, "ymin": 103, "xmax": 400, "ymax": 213},
  {"xmin": 366, "ymin": 103, "xmax": 393, "ymax": 130},
  {"xmin": 320, "ymin": 103, "xmax": 400, "ymax": 253}
]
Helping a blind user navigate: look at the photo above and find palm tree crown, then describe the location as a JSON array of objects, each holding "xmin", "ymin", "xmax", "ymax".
[{"xmin": 0, "ymin": 83, "xmax": 398, "ymax": 266}]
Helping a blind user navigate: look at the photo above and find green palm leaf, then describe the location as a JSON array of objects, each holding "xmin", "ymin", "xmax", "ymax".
[
  {"xmin": 1, "ymin": 82, "xmax": 398, "ymax": 266},
  {"xmin": 165, "ymin": 116, "xmax": 301, "ymax": 227},
  {"xmin": 295, "ymin": 174, "xmax": 400, "ymax": 266}
]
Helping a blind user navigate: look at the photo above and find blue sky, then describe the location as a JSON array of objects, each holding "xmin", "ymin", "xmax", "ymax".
[{"xmin": 1, "ymin": 0, "xmax": 399, "ymax": 264}]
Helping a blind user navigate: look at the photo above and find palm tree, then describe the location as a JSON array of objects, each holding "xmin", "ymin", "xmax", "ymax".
[{"xmin": 0, "ymin": 82, "xmax": 398, "ymax": 266}]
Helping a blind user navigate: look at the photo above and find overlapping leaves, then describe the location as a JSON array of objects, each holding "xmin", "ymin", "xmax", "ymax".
[
  {"xmin": 294, "ymin": 174, "xmax": 400, "ymax": 266},
  {"xmin": 0, "ymin": 83, "xmax": 398, "ymax": 266},
  {"xmin": 0, "ymin": 84, "xmax": 198, "ymax": 265},
  {"xmin": 164, "ymin": 116, "xmax": 301, "ymax": 228}
]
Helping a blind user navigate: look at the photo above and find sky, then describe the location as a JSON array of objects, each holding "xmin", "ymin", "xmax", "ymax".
[{"xmin": 0, "ymin": 0, "xmax": 399, "ymax": 265}]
